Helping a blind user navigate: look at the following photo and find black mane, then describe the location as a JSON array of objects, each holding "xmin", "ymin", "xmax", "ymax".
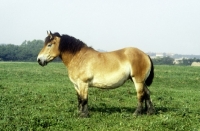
[
  {"xmin": 45, "ymin": 32, "xmax": 88, "ymax": 54},
  {"xmin": 59, "ymin": 34, "xmax": 87, "ymax": 54}
]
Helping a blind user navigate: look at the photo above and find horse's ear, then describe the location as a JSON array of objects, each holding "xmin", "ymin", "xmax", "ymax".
[
  {"xmin": 47, "ymin": 31, "xmax": 52, "ymax": 35},
  {"xmin": 47, "ymin": 31, "xmax": 53, "ymax": 40},
  {"xmin": 47, "ymin": 31, "xmax": 49, "ymax": 35}
]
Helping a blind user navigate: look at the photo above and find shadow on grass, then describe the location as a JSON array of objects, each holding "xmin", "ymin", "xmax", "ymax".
[
  {"xmin": 90, "ymin": 105, "xmax": 174, "ymax": 115},
  {"xmin": 154, "ymin": 106, "xmax": 185, "ymax": 115},
  {"xmin": 90, "ymin": 106, "xmax": 134, "ymax": 113}
]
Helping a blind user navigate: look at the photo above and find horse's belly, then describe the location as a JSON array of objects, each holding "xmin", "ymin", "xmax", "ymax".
[{"xmin": 90, "ymin": 71, "xmax": 130, "ymax": 89}]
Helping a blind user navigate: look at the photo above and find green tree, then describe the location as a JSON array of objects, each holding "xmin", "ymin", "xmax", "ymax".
[{"xmin": 0, "ymin": 40, "xmax": 44, "ymax": 61}]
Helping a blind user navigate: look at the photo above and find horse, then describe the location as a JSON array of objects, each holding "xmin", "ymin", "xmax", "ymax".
[{"xmin": 37, "ymin": 31, "xmax": 155, "ymax": 117}]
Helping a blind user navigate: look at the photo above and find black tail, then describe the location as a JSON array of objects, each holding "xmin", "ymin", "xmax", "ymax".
[{"xmin": 145, "ymin": 56, "xmax": 154, "ymax": 86}]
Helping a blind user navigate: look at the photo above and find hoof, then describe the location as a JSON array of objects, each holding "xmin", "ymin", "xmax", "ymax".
[
  {"xmin": 133, "ymin": 109, "xmax": 143, "ymax": 116},
  {"xmin": 79, "ymin": 112, "xmax": 89, "ymax": 118},
  {"xmin": 147, "ymin": 108, "xmax": 155, "ymax": 115}
]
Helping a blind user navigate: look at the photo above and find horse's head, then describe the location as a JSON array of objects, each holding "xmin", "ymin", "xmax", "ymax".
[{"xmin": 37, "ymin": 31, "xmax": 61, "ymax": 66}]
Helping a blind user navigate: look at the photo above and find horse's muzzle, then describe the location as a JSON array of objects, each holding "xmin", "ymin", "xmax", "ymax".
[{"xmin": 37, "ymin": 57, "xmax": 47, "ymax": 66}]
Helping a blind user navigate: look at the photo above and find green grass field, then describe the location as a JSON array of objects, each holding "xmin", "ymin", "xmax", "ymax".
[{"xmin": 0, "ymin": 62, "xmax": 200, "ymax": 131}]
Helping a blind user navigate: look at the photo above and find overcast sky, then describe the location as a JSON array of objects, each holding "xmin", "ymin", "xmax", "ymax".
[{"xmin": 1, "ymin": 0, "xmax": 200, "ymax": 55}]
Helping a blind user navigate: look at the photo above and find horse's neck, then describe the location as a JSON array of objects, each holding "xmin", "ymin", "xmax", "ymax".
[
  {"xmin": 60, "ymin": 47, "xmax": 93, "ymax": 67},
  {"xmin": 60, "ymin": 52, "xmax": 74, "ymax": 67}
]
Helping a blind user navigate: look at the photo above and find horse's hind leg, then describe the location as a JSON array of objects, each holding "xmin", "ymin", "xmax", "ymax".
[
  {"xmin": 144, "ymin": 85, "xmax": 155, "ymax": 115},
  {"xmin": 133, "ymin": 81, "xmax": 155, "ymax": 115},
  {"xmin": 133, "ymin": 82, "xmax": 145, "ymax": 115}
]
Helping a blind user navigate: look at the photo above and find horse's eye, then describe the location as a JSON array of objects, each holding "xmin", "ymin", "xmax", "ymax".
[{"xmin": 47, "ymin": 44, "xmax": 52, "ymax": 47}]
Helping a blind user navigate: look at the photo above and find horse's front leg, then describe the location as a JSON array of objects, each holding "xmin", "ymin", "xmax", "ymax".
[
  {"xmin": 77, "ymin": 93, "xmax": 89, "ymax": 117},
  {"xmin": 74, "ymin": 83, "xmax": 89, "ymax": 117}
]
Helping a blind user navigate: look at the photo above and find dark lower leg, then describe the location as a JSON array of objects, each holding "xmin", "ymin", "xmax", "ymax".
[
  {"xmin": 134, "ymin": 101, "xmax": 144, "ymax": 115},
  {"xmin": 134, "ymin": 82, "xmax": 145, "ymax": 115},
  {"xmin": 144, "ymin": 88, "xmax": 155, "ymax": 115},
  {"xmin": 145, "ymin": 99, "xmax": 154, "ymax": 115},
  {"xmin": 77, "ymin": 94, "xmax": 89, "ymax": 117}
]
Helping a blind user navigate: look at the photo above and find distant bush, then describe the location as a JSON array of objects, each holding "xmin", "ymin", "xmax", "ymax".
[
  {"xmin": 179, "ymin": 58, "xmax": 200, "ymax": 65},
  {"xmin": 152, "ymin": 56, "xmax": 174, "ymax": 65}
]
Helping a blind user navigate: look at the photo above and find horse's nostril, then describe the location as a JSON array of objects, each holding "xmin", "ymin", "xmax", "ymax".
[
  {"xmin": 37, "ymin": 58, "xmax": 41, "ymax": 63},
  {"xmin": 37, "ymin": 57, "xmax": 47, "ymax": 66}
]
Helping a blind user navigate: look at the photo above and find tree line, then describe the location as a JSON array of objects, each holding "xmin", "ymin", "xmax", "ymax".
[
  {"xmin": 152, "ymin": 56, "xmax": 200, "ymax": 65},
  {"xmin": 0, "ymin": 40, "xmax": 43, "ymax": 61}
]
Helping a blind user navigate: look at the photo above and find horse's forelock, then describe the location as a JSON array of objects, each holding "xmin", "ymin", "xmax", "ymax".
[
  {"xmin": 44, "ymin": 32, "xmax": 61, "ymax": 45},
  {"xmin": 44, "ymin": 36, "xmax": 51, "ymax": 45}
]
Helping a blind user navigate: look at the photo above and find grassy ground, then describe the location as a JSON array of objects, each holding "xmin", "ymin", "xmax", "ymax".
[{"xmin": 0, "ymin": 62, "xmax": 200, "ymax": 131}]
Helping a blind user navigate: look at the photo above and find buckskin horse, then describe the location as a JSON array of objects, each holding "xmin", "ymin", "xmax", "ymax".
[{"xmin": 37, "ymin": 31, "xmax": 155, "ymax": 117}]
